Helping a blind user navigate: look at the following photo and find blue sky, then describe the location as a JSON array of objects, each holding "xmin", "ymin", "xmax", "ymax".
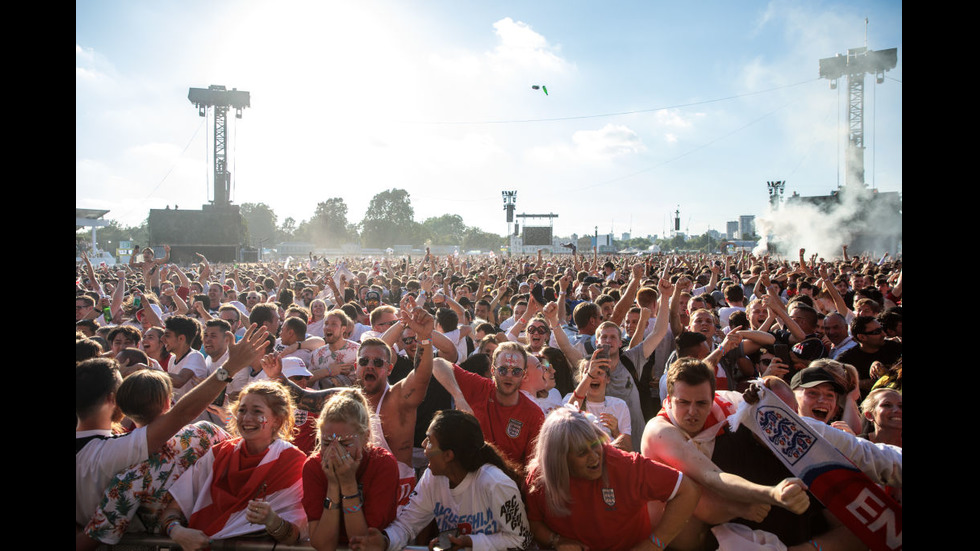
[{"xmin": 76, "ymin": 0, "xmax": 901, "ymax": 243}]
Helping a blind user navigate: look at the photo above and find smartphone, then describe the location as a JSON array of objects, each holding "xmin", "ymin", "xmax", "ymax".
[
  {"xmin": 211, "ymin": 387, "xmax": 226, "ymax": 407},
  {"xmin": 773, "ymin": 344, "xmax": 792, "ymax": 366}
]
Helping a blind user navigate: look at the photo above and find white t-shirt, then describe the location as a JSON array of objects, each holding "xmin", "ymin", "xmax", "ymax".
[
  {"xmin": 75, "ymin": 427, "xmax": 149, "ymax": 525},
  {"xmin": 521, "ymin": 388, "xmax": 564, "ymax": 416},
  {"xmin": 170, "ymin": 349, "xmax": 211, "ymax": 401},
  {"xmin": 383, "ymin": 464, "xmax": 531, "ymax": 551},
  {"xmin": 563, "ymin": 393, "xmax": 632, "ymax": 439}
]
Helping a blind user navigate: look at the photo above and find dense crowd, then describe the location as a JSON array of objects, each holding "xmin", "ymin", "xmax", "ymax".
[{"xmin": 76, "ymin": 245, "xmax": 902, "ymax": 550}]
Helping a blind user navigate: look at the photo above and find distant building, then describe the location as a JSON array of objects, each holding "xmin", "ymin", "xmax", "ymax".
[
  {"xmin": 739, "ymin": 216, "xmax": 755, "ymax": 239},
  {"xmin": 621, "ymin": 232, "xmax": 631, "ymax": 241},
  {"xmin": 726, "ymin": 221, "xmax": 739, "ymax": 240}
]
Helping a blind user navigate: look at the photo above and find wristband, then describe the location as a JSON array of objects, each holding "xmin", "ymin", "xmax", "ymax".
[
  {"xmin": 650, "ymin": 534, "xmax": 665, "ymax": 550},
  {"xmin": 166, "ymin": 520, "xmax": 182, "ymax": 538},
  {"xmin": 808, "ymin": 540, "xmax": 822, "ymax": 551},
  {"xmin": 342, "ymin": 491, "xmax": 362, "ymax": 501},
  {"xmin": 344, "ymin": 503, "xmax": 363, "ymax": 514}
]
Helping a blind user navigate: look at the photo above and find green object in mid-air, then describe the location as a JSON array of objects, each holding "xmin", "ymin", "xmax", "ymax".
[{"xmin": 531, "ymin": 85, "xmax": 549, "ymax": 96}]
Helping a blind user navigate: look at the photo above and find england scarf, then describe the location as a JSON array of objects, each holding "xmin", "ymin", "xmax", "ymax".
[
  {"xmin": 729, "ymin": 387, "xmax": 902, "ymax": 550},
  {"xmin": 168, "ymin": 438, "xmax": 307, "ymax": 540}
]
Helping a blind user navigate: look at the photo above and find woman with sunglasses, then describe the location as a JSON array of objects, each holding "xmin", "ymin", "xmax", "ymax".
[
  {"xmin": 304, "ymin": 388, "xmax": 399, "ymax": 551},
  {"xmin": 349, "ymin": 410, "xmax": 531, "ymax": 551}
]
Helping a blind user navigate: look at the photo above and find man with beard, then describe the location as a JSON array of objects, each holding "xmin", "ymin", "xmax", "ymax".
[
  {"xmin": 431, "ymin": 341, "xmax": 545, "ymax": 468},
  {"xmin": 355, "ymin": 315, "xmax": 434, "ymax": 507}
]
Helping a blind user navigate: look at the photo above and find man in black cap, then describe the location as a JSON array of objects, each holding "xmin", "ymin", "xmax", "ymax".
[{"xmin": 790, "ymin": 360, "xmax": 862, "ymax": 433}]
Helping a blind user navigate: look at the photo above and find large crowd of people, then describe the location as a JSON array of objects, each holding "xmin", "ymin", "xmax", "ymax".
[{"xmin": 76, "ymin": 245, "xmax": 902, "ymax": 550}]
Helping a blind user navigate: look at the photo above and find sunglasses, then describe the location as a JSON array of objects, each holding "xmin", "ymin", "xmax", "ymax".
[
  {"xmin": 401, "ymin": 336, "xmax": 417, "ymax": 345},
  {"xmin": 494, "ymin": 366, "xmax": 526, "ymax": 377},
  {"xmin": 376, "ymin": 319, "xmax": 398, "ymax": 328},
  {"xmin": 358, "ymin": 357, "xmax": 386, "ymax": 368},
  {"xmin": 862, "ymin": 327, "xmax": 884, "ymax": 335},
  {"xmin": 526, "ymin": 325, "xmax": 550, "ymax": 335}
]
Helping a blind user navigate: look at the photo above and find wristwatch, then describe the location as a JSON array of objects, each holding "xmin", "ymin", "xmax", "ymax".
[
  {"xmin": 216, "ymin": 367, "xmax": 231, "ymax": 382},
  {"xmin": 323, "ymin": 496, "xmax": 341, "ymax": 510}
]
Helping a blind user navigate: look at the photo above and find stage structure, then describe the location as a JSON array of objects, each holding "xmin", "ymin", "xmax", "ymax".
[
  {"xmin": 148, "ymin": 85, "xmax": 250, "ymax": 263},
  {"xmin": 509, "ymin": 212, "xmax": 560, "ymax": 254}
]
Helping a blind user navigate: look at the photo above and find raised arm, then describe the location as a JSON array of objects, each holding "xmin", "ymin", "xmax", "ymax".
[
  {"xmin": 80, "ymin": 251, "xmax": 105, "ymax": 297},
  {"xmin": 764, "ymin": 295, "xmax": 806, "ymax": 344},
  {"xmin": 610, "ymin": 263, "xmax": 644, "ymax": 326},
  {"xmin": 542, "ymin": 301, "xmax": 584, "ymax": 367},
  {"xmin": 147, "ymin": 324, "xmax": 269, "ymax": 452},
  {"xmin": 639, "ymin": 278, "xmax": 674, "ymax": 359},
  {"xmin": 195, "ymin": 253, "xmax": 211, "ymax": 283},
  {"xmin": 430, "ymin": 358, "xmax": 473, "ymax": 414},
  {"xmin": 110, "ymin": 270, "xmax": 127, "ymax": 318},
  {"xmin": 394, "ymin": 310, "xmax": 434, "ymax": 409}
]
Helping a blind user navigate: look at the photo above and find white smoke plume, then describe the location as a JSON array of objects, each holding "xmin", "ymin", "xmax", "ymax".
[{"xmin": 755, "ymin": 185, "xmax": 901, "ymax": 259}]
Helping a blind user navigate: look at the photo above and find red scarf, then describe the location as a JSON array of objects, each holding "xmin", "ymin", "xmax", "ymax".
[{"xmin": 188, "ymin": 439, "xmax": 305, "ymax": 536}]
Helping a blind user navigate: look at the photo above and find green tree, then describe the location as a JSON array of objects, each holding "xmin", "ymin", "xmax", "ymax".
[
  {"xmin": 240, "ymin": 203, "xmax": 278, "ymax": 248},
  {"xmin": 361, "ymin": 189, "xmax": 416, "ymax": 248},
  {"xmin": 76, "ymin": 218, "xmax": 149, "ymax": 254},
  {"xmin": 462, "ymin": 227, "xmax": 505, "ymax": 251},
  {"xmin": 278, "ymin": 217, "xmax": 296, "ymax": 243},
  {"xmin": 422, "ymin": 214, "xmax": 467, "ymax": 245},
  {"xmin": 308, "ymin": 198, "xmax": 352, "ymax": 246}
]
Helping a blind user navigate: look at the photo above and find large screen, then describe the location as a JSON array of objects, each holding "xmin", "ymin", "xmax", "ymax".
[{"xmin": 522, "ymin": 226, "xmax": 552, "ymax": 246}]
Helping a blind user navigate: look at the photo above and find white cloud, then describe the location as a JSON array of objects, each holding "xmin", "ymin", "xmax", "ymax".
[
  {"xmin": 486, "ymin": 17, "xmax": 573, "ymax": 75},
  {"xmin": 528, "ymin": 123, "xmax": 644, "ymax": 164},
  {"xmin": 573, "ymin": 124, "xmax": 644, "ymax": 158}
]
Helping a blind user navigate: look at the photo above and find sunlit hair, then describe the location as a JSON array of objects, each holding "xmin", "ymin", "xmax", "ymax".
[
  {"xmin": 315, "ymin": 388, "xmax": 374, "ymax": 453},
  {"xmin": 860, "ymin": 388, "xmax": 902, "ymax": 421},
  {"xmin": 229, "ymin": 380, "xmax": 295, "ymax": 442},
  {"xmin": 359, "ymin": 337, "xmax": 393, "ymax": 364},
  {"xmin": 116, "ymin": 369, "xmax": 172, "ymax": 426},
  {"xmin": 528, "ymin": 407, "xmax": 609, "ymax": 516},
  {"xmin": 491, "ymin": 341, "xmax": 527, "ymax": 370},
  {"xmin": 309, "ymin": 299, "xmax": 327, "ymax": 320},
  {"xmin": 667, "ymin": 357, "xmax": 715, "ymax": 395}
]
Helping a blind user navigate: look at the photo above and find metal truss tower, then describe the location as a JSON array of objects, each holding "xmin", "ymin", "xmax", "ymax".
[
  {"xmin": 188, "ymin": 85, "xmax": 250, "ymax": 208},
  {"xmin": 819, "ymin": 47, "xmax": 897, "ymax": 189}
]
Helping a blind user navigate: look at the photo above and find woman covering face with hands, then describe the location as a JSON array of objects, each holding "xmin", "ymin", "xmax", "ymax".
[{"xmin": 303, "ymin": 388, "xmax": 399, "ymax": 551}]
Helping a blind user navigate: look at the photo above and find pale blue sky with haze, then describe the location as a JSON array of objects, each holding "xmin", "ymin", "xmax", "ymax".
[{"xmin": 76, "ymin": 0, "xmax": 901, "ymax": 242}]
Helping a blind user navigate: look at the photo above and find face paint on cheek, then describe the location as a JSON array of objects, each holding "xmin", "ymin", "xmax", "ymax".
[{"xmin": 258, "ymin": 416, "xmax": 267, "ymax": 427}]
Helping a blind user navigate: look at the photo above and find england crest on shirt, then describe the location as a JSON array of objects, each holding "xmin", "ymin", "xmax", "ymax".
[
  {"xmin": 506, "ymin": 418, "xmax": 523, "ymax": 438},
  {"xmin": 602, "ymin": 487, "xmax": 616, "ymax": 508}
]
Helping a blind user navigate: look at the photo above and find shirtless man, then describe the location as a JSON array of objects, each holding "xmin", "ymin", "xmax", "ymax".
[
  {"xmin": 129, "ymin": 244, "xmax": 171, "ymax": 295},
  {"xmin": 355, "ymin": 312, "xmax": 434, "ymax": 507},
  {"xmin": 262, "ymin": 309, "xmax": 435, "ymax": 509},
  {"xmin": 641, "ymin": 358, "xmax": 809, "ymax": 548}
]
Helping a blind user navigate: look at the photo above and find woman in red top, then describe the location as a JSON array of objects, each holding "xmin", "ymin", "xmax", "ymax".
[
  {"xmin": 303, "ymin": 388, "xmax": 399, "ymax": 551},
  {"xmin": 161, "ymin": 380, "xmax": 307, "ymax": 550},
  {"xmin": 525, "ymin": 408, "xmax": 700, "ymax": 551}
]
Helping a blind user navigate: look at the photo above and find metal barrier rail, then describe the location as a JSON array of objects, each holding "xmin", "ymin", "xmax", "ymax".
[{"xmin": 114, "ymin": 533, "xmax": 431, "ymax": 550}]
